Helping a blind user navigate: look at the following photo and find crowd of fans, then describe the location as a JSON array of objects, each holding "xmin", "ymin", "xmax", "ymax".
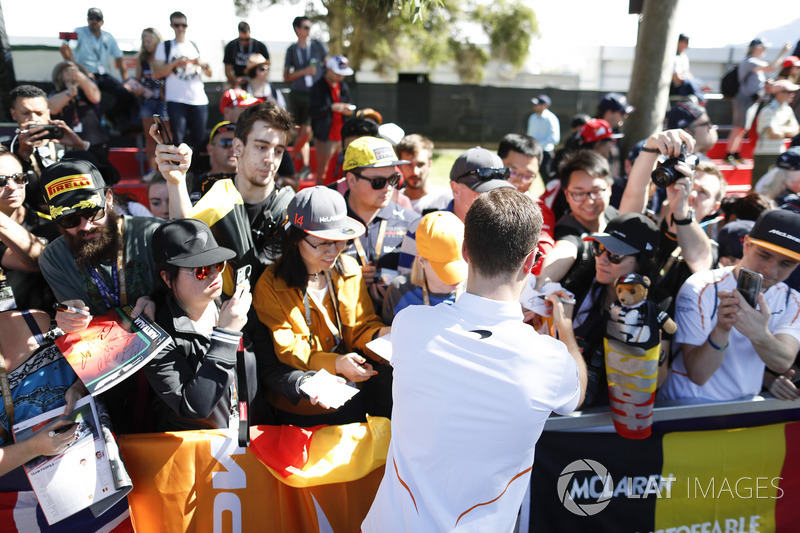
[{"xmin": 2, "ymin": 5, "xmax": 800, "ymax": 527}]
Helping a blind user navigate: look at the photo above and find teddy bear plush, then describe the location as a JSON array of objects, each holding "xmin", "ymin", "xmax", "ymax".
[{"xmin": 604, "ymin": 273, "xmax": 676, "ymax": 439}]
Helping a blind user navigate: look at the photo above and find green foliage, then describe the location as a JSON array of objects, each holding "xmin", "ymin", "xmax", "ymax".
[{"xmin": 233, "ymin": 0, "xmax": 534, "ymax": 82}]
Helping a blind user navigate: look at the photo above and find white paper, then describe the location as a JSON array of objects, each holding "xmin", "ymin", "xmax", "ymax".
[
  {"xmin": 299, "ymin": 369, "xmax": 359, "ymax": 409},
  {"xmin": 366, "ymin": 334, "xmax": 392, "ymax": 362}
]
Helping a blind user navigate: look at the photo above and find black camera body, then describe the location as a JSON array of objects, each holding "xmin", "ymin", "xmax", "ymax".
[
  {"xmin": 651, "ymin": 146, "xmax": 698, "ymax": 188},
  {"xmin": 31, "ymin": 124, "xmax": 64, "ymax": 141}
]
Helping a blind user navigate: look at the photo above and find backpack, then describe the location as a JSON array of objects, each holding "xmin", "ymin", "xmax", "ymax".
[
  {"xmin": 163, "ymin": 40, "xmax": 201, "ymax": 73},
  {"xmin": 720, "ymin": 66, "xmax": 739, "ymax": 98}
]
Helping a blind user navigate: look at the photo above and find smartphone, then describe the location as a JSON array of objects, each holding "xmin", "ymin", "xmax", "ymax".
[
  {"xmin": 235, "ymin": 264, "xmax": 252, "ymax": 294},
  {"xmin": 59, "ymin": 31, "xmax": 78, "ymax": 41},
  {"xmin": 30, "ymin": 124, "xmax": 64, "ymax": 140},
  {"xmin": 736, "ymin": 267, "xmax": 763, "ymax": 308},
  {"xmin": 153, "ymin": 114, "xmax": 173, "ymax": 145}
]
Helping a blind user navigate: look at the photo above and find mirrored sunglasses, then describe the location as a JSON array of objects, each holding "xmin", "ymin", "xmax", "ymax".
[
  {"xmin": 456, "ymin": 167, "xmax": 510, "ymax": 182},
  {"xmin": 193, "ymin": 261, "xmax": 226, "ymax": 280},
  {"xmin": 215, "ymin": 138, "xmax": 234, "ymax": 148},
  {"xmin": 0, "ymin": 172, "xmax": 28, "ymax": 188},
  {"xmin": 591, "ymin": 241, "xmax": 630, "ymax": 265}
]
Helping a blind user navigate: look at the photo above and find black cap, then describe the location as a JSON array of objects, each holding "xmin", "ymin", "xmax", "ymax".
[
  {"xmin": 665, "ymin": 101, "xmax": 705, "ymax": 130},
  {"xmin": 152, "ymin": 218, "xmax": 236, "ymax": 268},
  {"xmin": 584, "ymin": 213, "xmax": 658, "ymax": 257},
  {"xmin": 777, "ymin": 147, "xmax": 800, "ymax": 171},
  {"xmin": 87, "ymin": 7, "xmax": 103, "ymax": 19},
  {"xmin": 598, "ymin": 92, "xmax": 635, "ymax": 115},
  {"xmin": 748, "ymin": 209, "xmax": 800, "ymax": 262},
  {"xmin": 717, "ymin": 220, "xmax": 754, "ymax": 259},
  {"xmin": 40, "ymin": 159, "xmax": 106, "ymax": 220}
]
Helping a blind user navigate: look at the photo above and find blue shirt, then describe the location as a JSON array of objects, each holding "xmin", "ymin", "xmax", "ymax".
[
  {"xmin": 526, "ymin": 108, "xmax": 560, "ymax": 152},
  {"xmin": 70, "ymin": 26, "xmax": 122, "ymax": 75}
]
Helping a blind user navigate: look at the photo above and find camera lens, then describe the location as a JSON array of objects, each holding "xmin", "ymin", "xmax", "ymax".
[{"xmin": 651, "ymin": 166, "xmax": 674, "ymax": 189}]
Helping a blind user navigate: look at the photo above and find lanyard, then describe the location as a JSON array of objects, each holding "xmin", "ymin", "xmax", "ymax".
[
  {"xmin": 87, "ymin": 219, "xmax": 127, "ymax": 309},
  {"xmin": 352, "ymin": 219, "xmax": 388, "ymax": 265},
  {"xmin": 421, "ymin": 271, "xmax": 464, "ymax": 306},
  {"xmin": 303, "ymin": 271, "xmax": 344, "ymax": 348}
]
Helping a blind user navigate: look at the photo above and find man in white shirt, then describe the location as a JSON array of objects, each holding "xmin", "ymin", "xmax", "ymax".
[
  {"xmin": 660, "ymin": 209, "xmax": 800, "ymax": 403},
  {"xmin": 362, "ymin": 187, "xmax": 586, "ymax": 532},
  {"xmin": 753, "ymin": 79, "xmax": 800, "ymax": 184},
  {"xmin": 396, "ymin": 134, "xmax": 452, "ymax": 215}
]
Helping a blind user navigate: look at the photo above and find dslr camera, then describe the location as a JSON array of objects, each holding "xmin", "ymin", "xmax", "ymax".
[{"xmin": 651, "ymin": 144, "xmax": 698, "ymax": 188}]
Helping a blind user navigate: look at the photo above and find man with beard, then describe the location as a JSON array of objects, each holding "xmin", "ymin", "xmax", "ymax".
[
  {"xmin": 38, "ymin": 159, "xmax": 161, "ymax": 327},
  {"xmin": 396, "ymin": 134, "xmax": 451, "ymax": 215}
]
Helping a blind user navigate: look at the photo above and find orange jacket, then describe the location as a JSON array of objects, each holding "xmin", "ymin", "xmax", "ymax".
[{"xmin": 253, "ymin": 254, "xmax": 386, "ymax": 375}]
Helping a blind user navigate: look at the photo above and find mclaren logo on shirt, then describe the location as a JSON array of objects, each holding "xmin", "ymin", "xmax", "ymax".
[{"xmin": 469, "ymin": 329, "xmax": 492, "ymax": 339}]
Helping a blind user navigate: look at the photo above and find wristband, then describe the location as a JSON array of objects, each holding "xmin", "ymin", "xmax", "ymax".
[
  {"xmin": 671, "ymin": 213, "xmax": 693, "ymax": 226},
  {"xmin": 707, "ymin": 333, "xmax": 728, "ymax": 351},
  {"xmin": 641, "ymin": 146, "xmax": 660, "ymax": 153}
]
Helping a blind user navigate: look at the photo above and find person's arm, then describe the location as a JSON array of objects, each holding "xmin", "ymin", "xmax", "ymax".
[
  {"xmin": 681, "ymin": 289, "xmax": 739, "ymax": 385},
  {"xmin": 547, "ymin": 112, "xmax": 560, "ymax": 149},
  {"xmin": 150, "ymin": 123, "xmax": 193, "ymax": 219},
  {"xmin": 765, "ymin": 43, "xmax": 793, "ymax": 72},
  {"xmin": 0, "ymin": 212, "xmax": 45, "ymax": 271},
  {"xmin": 549, "ymin": 292, "xmax": 587, "ymax": 407},
  {"xmin": 665, "ymin": 169, "xmax": 713, "ymax": 273},
  {"xmin": 618, "ymin": 129, "xmax": 696, "ymax": 215},
  {"xmin": 535, "ymin": 239, "xmax": 578, "ymax": 289},
  {"xmin": 0, "ymin": 419, "xmax": 78, "ymax": 477},
  {"xmin": 196, "ymin": 59, "xmax": 212, "ymax": 78},
  {"xmin": 115, "ymin": 56, "xmax": 127, "ymax": 80},
  {"xmin": 224, "ymin": 64, "xmax": 239, "ymax": 86}
]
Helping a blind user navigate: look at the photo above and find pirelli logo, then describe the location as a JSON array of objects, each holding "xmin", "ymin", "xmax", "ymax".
[{"xmin": 46, "ymin": 174, "xmax": 94, "ymax": 199}]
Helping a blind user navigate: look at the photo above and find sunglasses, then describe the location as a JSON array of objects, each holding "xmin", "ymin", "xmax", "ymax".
[
  {"xmin": 305, "ymin": 238, "xmax": 346, "ymax": 251},
  {"xmin": 215, "ymin": 138, "xmax": 234, "ymax": 148},
  {"xmin": 192, "ymin": 261, "xmax": 226, "ymax": 280},
  {"xmin": 256, "ymin": 66, "xmax": 269, "ymax": 72},
  {"xmin": 456, "ymin": 167, "xmax": 510, "ymax": 182},
  {"xmin": 0, "ymin": 172, "xmax": 28, "ymax": 188},
  {"xmin": 88, "ymin": 16, "xmax": 102, "ymax": 21},
  {"xmin": 591, "ymin": 241, "xmax": 631, "ymax": 265},
  {"xmin": 352, "ymin": 171, "xmax": 400, "ymax": 190},
  {"xmin": 171, "ymin": 23, "xmax": 188, "ymax": 28},
  {"xmin": 57, "ymin": 207, "xmax": 105, "ymax": 229}
]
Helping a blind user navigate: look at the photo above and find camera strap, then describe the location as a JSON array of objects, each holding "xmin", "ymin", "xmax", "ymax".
[{"xmin": 235, "ymin": 338, "xmax": 250, "ymax": 448}]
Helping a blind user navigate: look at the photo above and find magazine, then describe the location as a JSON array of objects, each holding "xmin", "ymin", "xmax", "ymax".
[
  {"xmin": 55, "ymin": 305, "xmax": 171, "ymax": 395},
  {"xmin": 12, "ymin": 396, "xmax": 132, "ymax": 525}
]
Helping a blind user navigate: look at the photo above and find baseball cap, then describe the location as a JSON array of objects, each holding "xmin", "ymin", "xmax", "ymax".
[
  {"xmin": 209, "ymin": 121, "xmax": 235, "ymax": 144},
  {"xmin": 152, "ymin": 218, "xmax": 236, "ymax": 268},
  {"xmin": 326, "ymin": 55, "xmax": 354, "ymax": 76},
  {"xmin": 584, "ymin": 213, "xmax": 658, "ymax": 257},
  {"xmin": 717, "ymin": 219, "xmax": 755, "ymax": 259},
  {"xmin": 598, "ymin": 93, "xmax": 635, "ymax": 115},
  {"xmin": 244, "ymin": 53, "xmax": 269, "ymax": 76},
  {"xmin": 288, "ymin": 186, "xmax": 365, "ymax": 241},
  {"xmin": 580, "ymin": 118, "xmax": 624, "ymax": 144},
  {"xmin": 219, "ymin": 88, "xmax": 260, "ymax": 114},
  {"xmin": 449, "ymin": 147, "xmax": 515, "ymax": 193},
  {"xmin": 776, "ymin": 147, "xmax": 800, "ymax": 171},
  {"xmin": 531, "ymin": 94, "xmax": 551, "ymax": 107},
  {"xmin": 343, "ymin": 136, "xmax": 408, "ymax": 171},
  {"xmin": 40, "ymin": 159, "xmax": 106, "ymax": 220},
  {"xmin": 749, "ymin": 38, "xmax": 769, "ymax": 48},
  {"xmin": 783, "ymin": 56, "xmax": 800, "ymax": 69},
  {"xmin": 748, "ymin": 209, "xmax": 800, "ymax": 262},
  {"xmin": 665, "ymin": 101, "xmax": 706, "ymax": 130},
  {"xmin": 772, "ymin": 79, "xmax": 800, "ymax": 93},
  {"xmin": 87, "ymin": 8, "xmax": 103, "ymax": 19},
  {"xmin": 415, "ymin": 211, "xmax": 467, "ymax": 285}
]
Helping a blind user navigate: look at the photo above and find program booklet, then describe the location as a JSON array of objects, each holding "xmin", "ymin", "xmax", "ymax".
[
  {"xmin": 12, "ymin": 396, "xmax": 132, "ymax": 525},
  {"xmin": 55, "ymin": 305, "xmax": 171, "ymax": 396}
]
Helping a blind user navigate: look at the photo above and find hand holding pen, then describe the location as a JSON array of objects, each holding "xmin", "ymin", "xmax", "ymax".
[{"xmin": 54, "ymin": 300, "xmax": 92, "ymax": 333}]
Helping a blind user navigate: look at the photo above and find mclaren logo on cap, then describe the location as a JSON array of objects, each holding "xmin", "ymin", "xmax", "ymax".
[
  {"xmin": 46, "ymin": 174, "xmax": 94, "ymax": 200},
  {"xmin": 184, "ymin": 231, "xmax": 209, "ymax": 247}
]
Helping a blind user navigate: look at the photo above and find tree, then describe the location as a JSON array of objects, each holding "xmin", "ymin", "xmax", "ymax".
[{"xmin": 233, "ymin": 0, "xmax": 538, "ymax": 84}]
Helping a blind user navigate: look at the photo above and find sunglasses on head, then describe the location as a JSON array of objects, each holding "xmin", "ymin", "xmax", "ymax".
[
  {"xmin": 192, "ymin": 261, "xmax": 226, "ymax": 280},
  {"xmin": 0, "ymin": 172, "xmax": 28, "ymax": 188},
  {"xmin": 591, "ymin": 241, "xmax": 631, "ymax": 265},
  {"xmin": 215, "ymin": 138, "xmax": 234, "ymax": 148},
  {"xmin": 457, "ymin": 167, "xmax": 510, "ymax": 182},
  {"xmin": 57, "ymin": 207, "xmax": 105, "ymax": 229},
  {"xmin": 352, "ymin": 171, "xmax": 400, "ymax": 190}
]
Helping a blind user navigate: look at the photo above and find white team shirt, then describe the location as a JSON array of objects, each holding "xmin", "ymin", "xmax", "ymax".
[
  {"xmin": 660, "ymin": 266, "xmax": 800, "ymax": 402},
  {"xmin": 154, "ymin": 40, "xmax": 209, "ymax": 106},
  {"xmin": 362, "ymin": 292, "xmax": 581, "ymax": 532}
]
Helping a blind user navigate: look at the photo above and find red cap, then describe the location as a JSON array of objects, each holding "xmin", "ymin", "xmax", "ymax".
[
  {"xmin": 783, "ymin": 56, "xmax": 800, "ymax": 69},
  {"xmin": 219, "ymin": 89, "xmax": 260, "ymax": 114},
  {"xmin": 580, "ymin": 118, "xmax": 624, "ymax": 144}
]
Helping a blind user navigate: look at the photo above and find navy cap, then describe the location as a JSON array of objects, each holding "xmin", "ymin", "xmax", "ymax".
[
  {"xmin": 665, "ymin": 101, "xmax": 705, "ymax": 130},
  {"xmin": 717, "ymin": 220, "xmax": 754, "ymax": 259},
  {"xmin": 776, "ymin": 147, "xmax": 800, "ymax": 171},
  {"xmin": 598, "ymin": 93, "xmax": 635, "ymax": 115}
]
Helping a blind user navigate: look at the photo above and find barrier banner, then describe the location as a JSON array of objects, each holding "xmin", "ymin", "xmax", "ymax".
[
  {"xmin": 530, "ymin": 421, "xmax": 799, "ymax": 533},
  {"xmin": 118, "ymin": 417, "xmax": 390, "ymax": 533}
]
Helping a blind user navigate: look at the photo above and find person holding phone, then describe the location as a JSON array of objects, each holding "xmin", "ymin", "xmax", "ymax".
[
  {"xmin": 253, "ymin": 186, "xmax": 390, "ymax": 426},
  {"xmin": 145, "ymin": 218, "xmax": 311, "ymax": 430},
  {"xmin": 660, "ymin": 209, "xmax": 800, "ymax": 403}
]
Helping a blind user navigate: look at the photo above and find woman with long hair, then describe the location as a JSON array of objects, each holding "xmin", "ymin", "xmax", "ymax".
[{"xmin": 135, "ymin": 27, "xmax": 167, "ymax": 172}]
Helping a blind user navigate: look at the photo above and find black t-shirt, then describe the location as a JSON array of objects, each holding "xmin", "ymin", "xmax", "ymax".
[
  {"xmin": 0, "ymin": 208, "xmax": 61, "ymax": 314},
  {"xmin": 223, "ymin": 38, "xmax": 269, "ymax": 78}
]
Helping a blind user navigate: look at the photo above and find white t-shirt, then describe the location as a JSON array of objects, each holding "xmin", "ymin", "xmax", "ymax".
[
  {"xmin": 154, "ymin": 40, "xmax": 208, "ymax": 106},
  {"xmin": 402, "ymin": 185, "xmax": 453, "ymax": 215},
  {"xmin": 660, "ymin": 266, "xmax": 800, "ymax": 402},
  {"xmin": 755, "ymin": 100, "xmax": 799, "ymax": 155},
  {"xmin": 362, "ymin": 292, "xmax": 581, "ymax": 533}
]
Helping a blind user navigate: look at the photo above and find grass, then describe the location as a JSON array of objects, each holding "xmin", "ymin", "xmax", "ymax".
[{"xmin": 428, "ymin": 149, "xmax": 461, "ymax": 188}]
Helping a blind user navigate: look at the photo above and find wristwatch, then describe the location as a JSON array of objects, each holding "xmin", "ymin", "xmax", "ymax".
[{"xmin": 671, "ymin": 209, "xmax": 694, "ymax": 226}]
